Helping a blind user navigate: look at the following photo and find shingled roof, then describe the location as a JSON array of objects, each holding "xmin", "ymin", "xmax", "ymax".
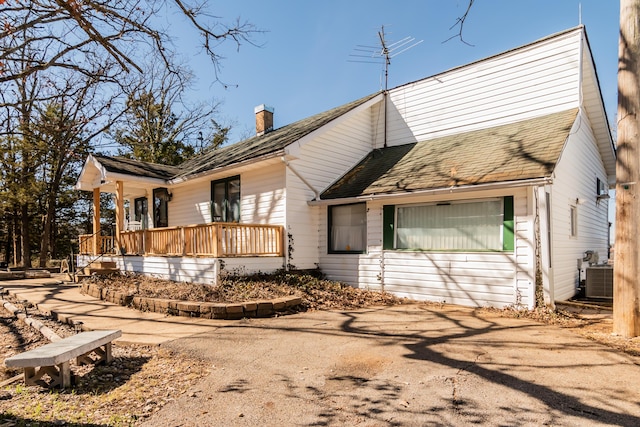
[
  {"xmin": 320, "ymin": 108, "xmax": 579, "ymax": 200},
  {"xmin": 172, "ymin": 92, "xmax": 381, "ymax": 180},
  {"xmin": 88, "ymin": 93, "xmax": 380, "ymax": 184},
  {"xmin": 93, "ymin": 155, "xmax": 181, "ymax": 180}
]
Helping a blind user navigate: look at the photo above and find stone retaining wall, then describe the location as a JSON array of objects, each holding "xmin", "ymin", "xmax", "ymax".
[{"xmin": 79, "ymin": 283, "xmax": 302, "ymax": 320}]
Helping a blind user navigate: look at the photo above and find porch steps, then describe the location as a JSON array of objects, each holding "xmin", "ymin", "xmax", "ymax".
[{"xmin": 75, "ymin": 261, "xmax": 120, "ymax": 283}]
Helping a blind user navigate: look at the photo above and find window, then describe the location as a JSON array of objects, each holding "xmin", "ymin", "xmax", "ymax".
[
  {"xmin": 570, "ymin": 205, "xmax": 578, "ymax": 237},
  {"xmin": 596, "ymin": 177, "xmax": 606, "ymax": 196},
  {"xmin": 153, "ymin": 188, "xmax": 170, "ymax": 228},
  {"xmin": 383, "ymin": 197, "xmax": 514, "ymax": 252},
  {"xmin": 211, "ymin": 176, "xmax": 240, "ymax": 222},
  {"xmin": 134, "ymin": 197, "xmax": 148, "ymax": 229},
  {"xmin": 329, "ymin": 203, "xmax": 367, "ymax": 253}
]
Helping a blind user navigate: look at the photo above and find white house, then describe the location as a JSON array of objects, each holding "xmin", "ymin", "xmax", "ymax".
[{"xmin": 76, "ymin": 26, "xmax": 615, "ymax": 309}]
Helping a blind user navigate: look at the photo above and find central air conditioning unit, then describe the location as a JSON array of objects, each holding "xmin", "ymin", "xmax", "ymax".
[{"xmin": 585, "ymin": 266, "xmax": 613, "ymax": 300}]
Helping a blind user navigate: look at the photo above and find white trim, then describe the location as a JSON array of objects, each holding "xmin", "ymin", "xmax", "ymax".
[
  {"xmin": 309, "ymin": 177, "xmax": 553, "ymax": 206},
  {"xmin": 168, "ymin": 150, "xmax": 286, "ymax": 185},
  {"xmin": 281, "ymin": 157, "xmax": 320, "ymax": 199},
  {"xmin": 284, "ymin": 93, "xmax": 384, "ymax": 158},
  {"xmin": 102, "ymin": 172, "xmax": 166, "ymax": 186}
]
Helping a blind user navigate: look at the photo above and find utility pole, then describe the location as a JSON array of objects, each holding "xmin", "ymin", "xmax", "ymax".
[{"xmin": 614, "ymin": 0, "xmax": 640, "ymax": 337}]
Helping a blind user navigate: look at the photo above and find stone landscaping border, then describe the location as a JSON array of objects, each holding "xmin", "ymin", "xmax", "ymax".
[
  {"xmin": 0, "ymin": 270, "xmax": 52, "ymax": 280},
  {"xmin": 79, "ymin": 283, "xmax": 302, "ymax": 320}
]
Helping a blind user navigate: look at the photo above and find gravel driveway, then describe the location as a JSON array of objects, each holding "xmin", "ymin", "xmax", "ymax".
[{"xmin": 141, "ymin": 304, "xmax": 640, "ymax": 426}]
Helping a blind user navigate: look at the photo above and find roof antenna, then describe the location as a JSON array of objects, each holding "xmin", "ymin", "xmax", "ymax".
[
  {"xmin": 349, "ymin": 26, "xmax": 423, "ymax": 148},
  {"xmin": 579, "ymin": 2, "xmax": 582, "ymax": 25},
  {"xmin": 349, "ymin": 25, "xmax": 423, "ymax": 91}
]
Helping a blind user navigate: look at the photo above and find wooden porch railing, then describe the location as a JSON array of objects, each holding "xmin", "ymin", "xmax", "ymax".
[
  {"xmin": 80, "ymin": 223, "xmax": 284, "ymax": 257},
  {"xmin": 78, "ymin": 234, "xmax": 115, "ymax": 255}
]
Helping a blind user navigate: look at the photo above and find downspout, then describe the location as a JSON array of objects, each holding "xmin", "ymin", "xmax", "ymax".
[
  {"xmin": 534, "ymin": 185, "xmax": 553, "ymax": 309},
  {"xmin": 379, "ymin": 249, "xmax": 385, "ymax": 292},
  {"xmin": 534, "ymin": 187, "xmax": 544, "ymax": 308},
  {"xmin": 281, "ymin": 156, "xmax": 321, "ymax": 272},
  {"xmin": 281, "ymin": 157, "xmax": 320, "ymax": 200}
]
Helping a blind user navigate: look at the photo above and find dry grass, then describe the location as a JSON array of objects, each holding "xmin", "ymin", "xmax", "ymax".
[
  {"xmin": 483, "ymin": 304, "xmax": 640, "ymax": 356},
  {"xmin": 85, "ymin": 269, "xmax": 408, "ymax": 311},
  {"xmin": 0, "ymin": 295, "xmax": 209, "ymax": 426}
]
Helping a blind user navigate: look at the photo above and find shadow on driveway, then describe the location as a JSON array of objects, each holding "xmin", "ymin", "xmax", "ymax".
[{"xmin": 143, "ymin": 304, "xmax": 640, "ymax": 426}]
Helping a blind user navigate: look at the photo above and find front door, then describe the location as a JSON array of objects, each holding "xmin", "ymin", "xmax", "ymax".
[
  {"xmin": 153, "ymin": 188, "xmax": 170, "ymax": 228},
  {"xmin": 134, "ymin": 197, "xmax": 148, "ymax": 229}
]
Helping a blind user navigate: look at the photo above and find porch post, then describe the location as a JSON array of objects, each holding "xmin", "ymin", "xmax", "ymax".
[
  {"xmin": 92, "ymin": 188, "xmax": 101, "ymax": 255},
  {"xmin": 115, "ymin": 180, "xmax": 124, "ymax": 254}
]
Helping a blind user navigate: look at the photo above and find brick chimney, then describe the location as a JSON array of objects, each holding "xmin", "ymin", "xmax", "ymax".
[{"xmin": 255, "ymin": 104, "xmax": 274, "ymax": 136}]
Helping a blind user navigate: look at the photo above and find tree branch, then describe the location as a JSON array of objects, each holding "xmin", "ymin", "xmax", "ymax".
[{"xmin": 443, "ymin": 0, "xmax": 475, "ymax": 46}]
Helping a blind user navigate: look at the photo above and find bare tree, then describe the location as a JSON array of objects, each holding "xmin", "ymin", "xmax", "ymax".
[
  {"xmin": 0, "ymin": 8, "xmax": 125, "ymax": 267},
  {"xmin": 0, "ymin": 1, "xmax": 255, "ymax": 265},
  {"xmin": 444, "ymin": 0, "xmax": 476, "ymax": 45},
  {"xmin": 0, "ymin": 0, "xmax": 259, "ymax": 106},
  {"xmin": 111, "ymin": 61, "xmax": 227, "ymax": 165},
  {"xmin": 34, "ymin": 74, "xmax": 124, "ymax": 267}
]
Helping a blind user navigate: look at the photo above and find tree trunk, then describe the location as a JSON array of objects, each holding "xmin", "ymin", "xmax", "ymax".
[
  {"xmin": 20, "ymin": 203, "xmax": 31, "ymax": 268},
  {"xmin": 614, "ymin": 0, "xmax": 640, "ymax": 337},
  {"xmin": 39, "ymin": 211, "xmax": 51, "ymax": 268},
  {"xmin": 12, "ymin": 208, "xmax": 20, "ymax": 267},
  {"xmin": 2, "ymin": 212, "xmax": 11, "ymax": 265},
  {"xmin": 39, "ymin": 190, "xmax": 58, "ymax": 268}
]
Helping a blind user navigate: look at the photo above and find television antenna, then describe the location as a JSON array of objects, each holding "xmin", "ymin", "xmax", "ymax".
[{"xmin": 349, "ymin": 25, "xmax": 423, "ymax": 91}]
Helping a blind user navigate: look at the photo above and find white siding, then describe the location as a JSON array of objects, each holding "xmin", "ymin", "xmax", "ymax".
[
  {"xmin": 550, "ymin": 110, "xmax": 610, "ymax": 301},
  {"xmin": 580, "ymin": 37, "xmax": 616, "ymax": 181},
  {"xmin": 165, "ymin": 162, "xmax": 286, "ymax": 227},
  {"xmin": 380, "ymin": 29, "xmax": 582, "ymax": 147},
  {"xmin": 286, "ymin": 107, "xmax": 374, "ymax": 269},
  {"xmin": 78, "ymin": 255, "xmax": 283, "ymax": 285},
  {"xmin": 219, "ymin": 257, "xmax": 285, "ymax": 277},
  {"xmin": 514, "ymin": 189, "xmax": 535, "ymax": 309},
  {"xmin": 79, "ymin": 255, "xmax": 220, "ymax": 285},
  {"xmin": 379, "ymin": 251, "xmax": 517, "ymax": 308},
  {"xmin": 241, "ymin": 164, "xmax": 286, "ymax": 225},
  {"xmin": 318, "ymin": 190, "xmax": 534, "ymax": 309},
  {"xmin": 167, "ymin": 180, "xmax": 211, "ymax": 226}
]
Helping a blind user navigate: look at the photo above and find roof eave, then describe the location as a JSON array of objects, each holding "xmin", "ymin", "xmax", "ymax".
[
  {"xmin": 75, "ymin": 154, "xmax": 105, "ymax": 191},
  {"xmin": 309, "ymin": 177, "xmax": 553, "ymax": 206},
  {"xmin": 579, "ymin": 30, "xmax": 617, "ymax": 182},
  {"xmin": 285, "ymin": 93, "xmax": 384, "ymax": 157},
  {"xmin": 169, "ymin": 149, "xmax": 286, "ymax": 185}
]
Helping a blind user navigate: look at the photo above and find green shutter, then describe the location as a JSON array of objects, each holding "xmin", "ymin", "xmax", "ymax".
[
  {"xmin": 503, "ymin": 196, "xmax": 515, "ymax": 251},
  {"xmin": 383, "ymin": 205, "xmax": 395, "ymax": 250}
]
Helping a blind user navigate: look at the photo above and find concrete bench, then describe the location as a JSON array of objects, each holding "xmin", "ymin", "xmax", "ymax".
[{"xmin": 4, "ymin": 329, "xmax": 122, "ymax": 388}]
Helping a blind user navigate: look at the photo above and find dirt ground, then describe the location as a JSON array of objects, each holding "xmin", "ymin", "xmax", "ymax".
[
  {"xmin": 1, "ymin": 275, "xmax": 640, "ymax": 426},
  {"xmin": 0, "ymin": 296, "xmax": 211, "ymax": 426},
  {"xmin": 140, "ymin": 304, "xmax": 640, "ymax": 426}
]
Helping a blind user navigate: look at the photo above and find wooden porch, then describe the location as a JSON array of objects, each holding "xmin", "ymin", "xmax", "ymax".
[{"xmin": 79, "ymin": 223, "xmax": 285, "ymax": 257}]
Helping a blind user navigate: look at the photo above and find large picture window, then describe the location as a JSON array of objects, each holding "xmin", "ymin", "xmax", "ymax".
[
  {"xmin": 329, "ymin": 203, "xmax": 366, "ymax": 253},
  {"xmin": 384, "ymin": 197, "xmax": 514, "ymax": 252},
  {"xmin": 211, "ymin": 176, "xmax": 240, "ymax": 222}
]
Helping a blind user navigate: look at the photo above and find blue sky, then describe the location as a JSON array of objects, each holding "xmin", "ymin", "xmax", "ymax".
[{"xmin": 168, "ymin": 1, "xmax": 620, "ymax": 143}]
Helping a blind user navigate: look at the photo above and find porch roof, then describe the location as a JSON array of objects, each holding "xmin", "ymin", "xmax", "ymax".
[
  {"xmin": 320, "ymin": 108, "xmax": 579, "ymax": 200},
  {"xmin": 93, "ymin": 155, "xmax": 181, "ymax": 180}
]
